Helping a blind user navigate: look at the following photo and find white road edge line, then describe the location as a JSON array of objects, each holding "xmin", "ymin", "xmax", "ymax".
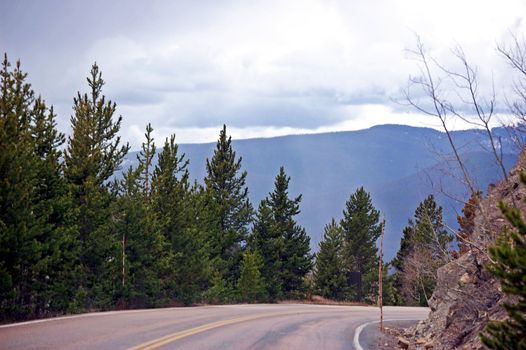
[
  {"xmin": 0, "ymin": 306, "xmax": 211, "ymax": 329},
  {"xmin": 353, "ymin": 318, "xmax": 421, "ymax": 350}
]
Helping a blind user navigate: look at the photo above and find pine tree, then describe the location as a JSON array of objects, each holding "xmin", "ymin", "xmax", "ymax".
[
  {"xmin": 0, "ymin": 56, "xmax": 41, "ymax": 318},
  {"xmin": 112, "ymin": 164, "xmax": 171, "ymax": 308},
  {"xmin": 413, "ymin": 195, "xmax": 452, "ymax": 260},
  {"xmin": 137, "ymin": 123, "xmax": 156, "ymax": 199},
  {"xmin": 0, "ymin": 55, "xmax": 79, "ymax": 318},
  {"xmin": 392, "ymin": 224, "xmax": 415, "ymax": 272},
  {"xmin": 237, "ymin": 250, "xmax": 266, "ymax": 303},
  {"xmin": 152, "ymin": 135, "xmax": 210, "ymax": 305},
  {"xmin": 314, "ymin": 219, "xmax": 347, "ymax": 300},
  {"xmin": 481, "ymin": 173, "xmax": 526, "ymax": 350},
  {"xmin": 152, "ymin": 135, "xmax": 189, "ymax": 249},
  {"xmin": 64, "ymin": 63, "xmax": 129, "ymax": 309},
  {"xmin": 392, "ymin": 195, "xmax": 452, "ymax": 306},
  {"xmin": 269, "ymin": 167, "xmax": 313, "ymax": 298},
  {"xmin": 30, "ymin": 97, "xmax": 80, "ymax": 315},
  {"xmin": 249, "ymin": 200, "xmax": 282, "ymax": 300},
  {"xmin": 204, "ymin": 125, "xmax": 253, "ymax": 287},
  {"xmin": 340, "ymin": 187, "xmax": 381, "ymax": 302}
]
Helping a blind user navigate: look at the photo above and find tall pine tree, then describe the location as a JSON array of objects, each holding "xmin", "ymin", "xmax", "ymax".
[
  {"xmin": 340, "ymin": 186, "xmax": 381, "ymax": 302},
  {"xmin": 112, "ymin": 163, "xmax": 172, "ymax": 308},
  {"xmin": 0, "ymin": 55, "xmax": 78, "ymax": 318},
  {"xmin": 152, "ymin": 134, "xmax": 210, "ymax": 305},
  {"xmin": 204, "ymin": 125, "xmax": 253, "ymax": 287},
  {"xmin": 64, "ymin": 63, "xmax": 129, "ymax": 309},
  {"xmin": 30, "ymin": 98, "xmax": 80, "ymax": 315},
  {"xmin": 260, "ymin": 167, "xmax": 313, "ymax": 299}
]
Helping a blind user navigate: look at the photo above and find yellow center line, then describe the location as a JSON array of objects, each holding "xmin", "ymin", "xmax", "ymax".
[{"xmin": 127, "ymin": 311, "xmax": 304, "ymax": 350}]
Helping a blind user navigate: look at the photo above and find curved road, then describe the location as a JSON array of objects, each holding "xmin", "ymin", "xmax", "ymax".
[{"xmin": 0, "ymin": 304, "xmax": 428, "ymax": 349}]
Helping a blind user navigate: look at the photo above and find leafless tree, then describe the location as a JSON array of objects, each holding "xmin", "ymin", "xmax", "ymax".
[
  {"xmin": 498, "ymin": 33, "xmax": 526, "ymax": 149},
  {"xmin": 400, "ymin": 246, "xmax": 436, "ymax": 306},
  {"xmin": 400, "ymin": 34, "xmax": 526, "ymax": 258}
]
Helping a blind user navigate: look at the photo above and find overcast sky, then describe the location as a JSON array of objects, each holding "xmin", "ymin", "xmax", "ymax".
[{"xmin": 1, "ymin": 0, "xmax": 525, "ymax": 149}]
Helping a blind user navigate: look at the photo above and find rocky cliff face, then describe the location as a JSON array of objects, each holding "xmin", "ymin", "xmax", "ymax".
[{"xmin": 407, "ymin": 150, "xmax": 526, "ymax": 350}]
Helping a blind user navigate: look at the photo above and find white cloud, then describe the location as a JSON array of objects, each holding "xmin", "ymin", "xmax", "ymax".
[{"xmin": 2, "ymin": 0, "xmax": 525, "ymax": 149}]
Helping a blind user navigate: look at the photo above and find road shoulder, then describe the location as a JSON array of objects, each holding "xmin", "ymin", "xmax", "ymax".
[{"xmin": 356, "ymin": 320, "xmax": 419, "ymax": 350}]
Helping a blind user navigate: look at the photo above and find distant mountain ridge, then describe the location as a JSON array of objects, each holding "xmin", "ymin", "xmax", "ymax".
[{"xmin": 122, "ymin": 124, "xmax": 519, "ymax": 260}]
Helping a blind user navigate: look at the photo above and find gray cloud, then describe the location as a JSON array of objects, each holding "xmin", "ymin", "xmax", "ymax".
[{"xmin": 1, "ymin": 0, "xmax": 526, "ymax": 148}]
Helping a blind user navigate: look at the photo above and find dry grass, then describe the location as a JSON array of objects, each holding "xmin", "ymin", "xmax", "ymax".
[{"xmin": 278, "ymin": 295, "xmax": 369, "ymax": 307}]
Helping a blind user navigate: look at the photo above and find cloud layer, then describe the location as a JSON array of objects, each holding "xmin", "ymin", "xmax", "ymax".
[{"xmin": 1, "ymin": 0, "xmax": 525, "ymax": 148}]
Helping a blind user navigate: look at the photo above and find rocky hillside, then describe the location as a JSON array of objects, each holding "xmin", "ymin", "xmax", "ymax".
[{"xmin": 405, "ymin": 148, "xmax": 526, "ymax": 349}]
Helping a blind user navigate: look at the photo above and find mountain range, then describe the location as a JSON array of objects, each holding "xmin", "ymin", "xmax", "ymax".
[{"xmin": 122, "ymin": 124, "xmax": 519, "ymax": 260}]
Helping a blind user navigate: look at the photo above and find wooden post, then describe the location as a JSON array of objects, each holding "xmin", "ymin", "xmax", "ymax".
[
  {"xmin": 122, "ymin": 232, "xmax": 126, "ymax": 287},
  {"xmin": 378, "ymin": 220, "xmax": 385, "ymax": 331}
]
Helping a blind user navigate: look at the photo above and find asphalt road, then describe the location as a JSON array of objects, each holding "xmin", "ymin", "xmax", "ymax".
[{"xmin": 0, "ymin": 304, "xmax": 429, "ymax": 350}]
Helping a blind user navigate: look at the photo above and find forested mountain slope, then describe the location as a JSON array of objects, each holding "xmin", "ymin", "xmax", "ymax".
[{"xmin": 123, "ymin": 124, "xmax": 518, "ymax": 259}]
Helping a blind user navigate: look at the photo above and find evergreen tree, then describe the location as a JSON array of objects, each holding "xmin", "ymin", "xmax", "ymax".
[
  {"xmin": 392, "ymin": 224, "xmax": 415, "ymax": 272},
  {"xmin": 392, "ymin": 195, "xmax": 452, "ymax": 306},
  {"xmin": 0, "ymin": 56, "xmax": 42, "ymax": 318},
  {"xmin": 152, "ymin": 135, "xmax": 209, "ymax": 305},
  {"xmin": 112, "ymin": 164, "xmax": 171, "ymax": 308},
  {"xmin": 382, "ymin": 263, "xmax": 402, "ymax": 306},
  {"xmin": 176, "ymin": 183, "xmax": 212, "ymax": 304},
  {"xmin": 269, "ymin": 167, "xmax": 313, "ymax": 298},
  {"xmin": 413, "ymin": 195, "xmax": 452, "ymax": 260},
  {"xmin": 314, "ymin": 219, "xmax": 347, "ymax": 300},
  {"xmin": 30, "ymin": 97, "xmax": 80, "ymax": 314},
  {"xmin": 237, "ymin": 250, "xmax": 266, "ymax": 303},
  {"xmin": 249, "ymin": 200, "xmax": 282, "ymax": 300},
  {"xmin": 204, "ymin": 125, "xmax": 253, "ymax": 286},
  {"xmin": 64, "ymin": 63, "xmax": 129, "ymax": 309},
  {"xmin": 481, "ymin": 173, "xmax": 526, "ymax": 350},
  {"xmin": 0, "ymin": 55, "xmax": 79, "ymax": 318},
  {"xmin": 152, "ymin": 135, "xmax": 189, "ymax": 249},
  {"xmin": 340, "ymin": 187, "xmax": 381, "ymax": 302},
  {"xmin": 137, "ymin": 123, "xmax": 156, "ymax": 199}
]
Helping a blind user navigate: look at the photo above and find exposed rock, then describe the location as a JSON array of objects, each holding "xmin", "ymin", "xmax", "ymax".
[
  {"xmin": 416, "ymin": 338, "xmax": 427, "ymax": 345},
  {"xmin": 398, "ymin": 337, "xmax": 410, "ymax": 349},
  {"xmin": 405, "ymin": 148, "xmax": 526, "ymax": 349}
]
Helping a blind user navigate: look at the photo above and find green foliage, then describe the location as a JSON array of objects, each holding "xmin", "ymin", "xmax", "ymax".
[
  {"xmin": 64, "ymin": 63, "xmax": 129, "ymax": 309},
  {"xmin": 237, "ymin": 250, "xmax": 266, "ymax": 302},
  {"xmin": 340, "ymin": 186, "xmax": 381, "ymax": 302},
  {"xmin": 30, "ymin": 98, "xmax": 80, "ymax": 315},
  {"xmin": 314, "ymin": 219, "xmax": 348, "ymax": 300},
  {"xmin": 112, "ymin": 161, "xmax": 172, "ymax": 308},
  {"xmin": 271, "ymin": 167, "xmax": 313, "ymax": 298},
  {"xmin": 250, "ymin": 167, "xmax": 313, "ymax": 300},
  {"xmin": 382, "ymin": 264, "xmax": 402, "ymax": 306},
  {"xmin": 481, "ymin": 173, "xmax": 526, "ymax": 350},
  {"xmin": 0, "ymin": 55, "xmax": 80, "ymax": 319},
  {"xmin": 204, "ymin": 125, "xmax": 253, "ymax": 286},
  {"xmin": 152, "ymin": 134, "xmax": 210, "ymax": 305},
  {"xmin": 249, "ymin": 200, "xmax": 282, "ymax": 300},
  {"xmin": 137, "ymin": 123, "xmax": 156, "ymax": 199},
  {"xmin": 392, "ymin": 195, "xmax": 452, "ymax": 306},
  {"xmin": 205, "ymin": 271, "xmax": 236, "ymax": 304}
]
